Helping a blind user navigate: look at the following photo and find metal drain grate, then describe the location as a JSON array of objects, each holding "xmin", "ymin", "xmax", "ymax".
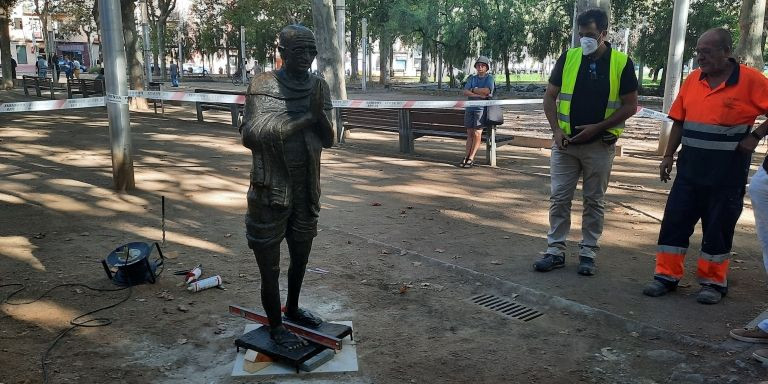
[{"xmin": 470, "ymin": 294, "xmax": 544, "ymax": 322}]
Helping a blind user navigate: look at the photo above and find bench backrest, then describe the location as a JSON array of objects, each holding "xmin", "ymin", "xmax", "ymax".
[
  {"xmin": 194, "ymin": 88, "xmax": 245, "ymax": 96},
  {"xmin": 410, "ymin": 109, "xmax": 465, "ymax": 134},
  {"xmin": 340, "ymin": 109, "xmax": 400, "ymax": 130}
]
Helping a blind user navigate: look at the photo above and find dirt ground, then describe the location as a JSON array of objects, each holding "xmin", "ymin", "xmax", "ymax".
[{"xmin": 2, "ymin": 85, "xmax": 768, "ymax": 384}]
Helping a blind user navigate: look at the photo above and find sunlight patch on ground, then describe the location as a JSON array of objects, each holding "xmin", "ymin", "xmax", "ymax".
[
  {"xmin": 2, "ymin": 300, "xmax": 80, "ymax": 331},
  {"xmin": 0, "ymin": 193, "xmax": 25, "ymax": 204},
  {"xmin": 0, "ymin": 236, "xmax": 45, "ymax": 271},
  {"xmin": 120, "ymin": 223, "xmax": 230, "ymax": 254}
]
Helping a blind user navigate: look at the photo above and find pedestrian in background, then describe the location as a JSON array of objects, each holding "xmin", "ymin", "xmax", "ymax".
[
  {"xmin": 532, "ymin": 8, "xmax": 638, "ymax": 276},
  {"xmin": 460, "ymin": 56, "xmax": 495, "ymax": 168},
  {"xmin": 73, "ymin": 57, "xmax": 81, "ymax": 79},
  {"xmin": 642, "ymin": 28, "xmax": 768, "ymax": 304},
  {"xmin": 170, "ymin": 60, "xmax": 179, "ymax": 87},
  {"xmin": 36, "ymin": 55, "xmax": 48, "ymax": 78}
]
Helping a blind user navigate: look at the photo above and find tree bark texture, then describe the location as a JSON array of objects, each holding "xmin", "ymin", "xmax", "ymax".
[
  {"xmin": 0, "ymin": 6, "xmax": 12, "ymax": 89},
  {"xmin": 311, "ymin": 0, "xmax": 347, "ymax": 100},
  {"xmin": 349, "ymin": 16, "xmax": 358, "ymax": 80},
  {"xmin": 736, "ymin": 0, "xmax": 766, "ymax": 69},
  {"xmin": 419, "ymin": 40, "xmax": 429, "ymax": 83},
  {"xmin": 121, "ymin": 0, "xmax": 147, "ymax": 109}
]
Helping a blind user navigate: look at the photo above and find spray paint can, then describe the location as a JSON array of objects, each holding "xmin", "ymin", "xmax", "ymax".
[
  {"xmin": 187, "ymin": 275, "xmax": 222, "ymax": 292},
  {"xmin": 184, "ymin": 265, "xmax": 202, "ymax": 284}
]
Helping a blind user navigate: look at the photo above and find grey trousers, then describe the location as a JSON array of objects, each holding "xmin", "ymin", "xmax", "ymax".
[{"xmin": 545, "ymin": 140, "xmax": 616, "ymax": 259}]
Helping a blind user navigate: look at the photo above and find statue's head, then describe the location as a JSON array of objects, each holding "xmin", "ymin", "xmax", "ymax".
[{"xmin": 278, "ymin": 25, "xmax": 317, "ymax": 74}]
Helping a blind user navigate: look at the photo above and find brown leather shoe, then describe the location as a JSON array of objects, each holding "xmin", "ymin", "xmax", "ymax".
[{"xmin": 730, "ymin": 327, "xmax": 768, "ymax": 343}]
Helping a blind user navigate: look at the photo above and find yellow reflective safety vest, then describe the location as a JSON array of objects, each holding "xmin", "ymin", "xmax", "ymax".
[{"xmin": 557, "ymin": 47, "xmax": 629, "ymax": 137}]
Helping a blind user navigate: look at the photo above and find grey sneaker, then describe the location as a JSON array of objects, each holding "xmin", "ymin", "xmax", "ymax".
[
  {"xmin": 577, "ymin": 257, "xmax": 596, "ymax": 276},
  {"xmin": 642, "ymin": 280, "xmax": 676, "ymax": 297},
  {"xmin": 696, "ymin": 285, "xmax": 724, "ymax": 305},
  {"xmin": 533, "ymin": 254, "xmax": 565, "ymax": 272}
]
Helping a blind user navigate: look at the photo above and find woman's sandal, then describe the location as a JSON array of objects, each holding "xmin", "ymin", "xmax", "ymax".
[
  {"xmin": 458, "ymin": 157, "xmax": 469, "ymax": 167},
  {"xmin": 463, "ymin": 159, "xmax": 475, "ymax": 168}
]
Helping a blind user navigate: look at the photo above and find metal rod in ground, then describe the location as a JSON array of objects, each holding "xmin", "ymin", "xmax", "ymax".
[
  {"xmin": 228, "ymin": 305, "xmax": 342, "ymax": 350},
  {"xmin": 240, "ymin": 26, "xmax": 247, "ymax": 85},
  {"xmin": 98, "ymin": 0, "xmax": 135, "ymax": 191}
]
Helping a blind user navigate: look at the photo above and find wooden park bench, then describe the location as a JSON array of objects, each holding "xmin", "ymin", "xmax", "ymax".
[
  {"xmin": 22, "ymin": 75, "xmax": 66, "ymax": 100},
  {"xmin": 66, "ymin": 78, "xmax": 105, "ymax": 99},
  {"xmin": 195, "ymin": 88, "xmax": 245, "ymax": 127},
  {"xmin": 147, "ymin": 81, "xmax": 164, "ymax": 115},
  {"xmin": 339, "ymin": 108, "xmax": 514, "ymax": 166}
]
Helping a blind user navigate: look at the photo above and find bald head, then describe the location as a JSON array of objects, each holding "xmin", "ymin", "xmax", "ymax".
[
  {"xmin": 278, "ymin": 24, "xmax": 317, "ymax": 76},
  {"xmin": 278, "ymin": 25, "xmax": 316, "ymax": 48},
  {"xmin": 699, "ymin": 28, "xmax": 732, "ymax": 53},
  {"xmin": 696, "ymin": 28, "xmax": 733, "ymax": 75}
]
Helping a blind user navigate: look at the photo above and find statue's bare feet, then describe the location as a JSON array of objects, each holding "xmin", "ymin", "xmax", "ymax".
[
  {"xmin": 270, "ymin": 326, "xmax": 307, "ymax": 350},
  {"xmin": 285, "ymin": 307, "xmax": 323, "ymax": 328}
]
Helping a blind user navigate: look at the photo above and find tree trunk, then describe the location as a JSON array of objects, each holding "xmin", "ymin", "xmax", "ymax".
[
  {"xmin": 389, "ymin": 43, "xmax": 394, "ymax": 78},
  {"xmin": 121, "ymin": 0, "xmax": 147, "ymax": 109},
  {"xmin": 152, "ymin": 24, "xmax": 160, "ymax": 77},
  {"xmin": 311, "ymin": 0, "xmax": 347, "ymax": 98},
  {"xmin": 652, "ymin": 67, "xmax": 659, "ymax": 82},
  {"xmin": 349, "ymin": 16, "xmax": 359, "ymax": 80},
  {"xmin": 736, "ymin": 0, "xmax": 766, "ymax": 69},
  {"xmin": 419, "ymin": 39, "xmax": 429, "ymax": 83},
  {"xmin": 503, "ymin": 54, "xmax": 510, "ymax": 90},
  {"xmin": 379, "ymin": 32, "xmax": 391, "ymax": 85},
  {"xmin": 158, "ymin": 21, "xmax": 167, "ymax": 80},
  {"xmin": 0, "ymin": 6, "xmax": 12, "ymax": 89}
]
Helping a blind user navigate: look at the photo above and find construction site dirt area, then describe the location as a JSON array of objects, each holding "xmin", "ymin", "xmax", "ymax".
[{"xmin": 2, "ymin": 87, "xmax": 768, "ymax": 384}]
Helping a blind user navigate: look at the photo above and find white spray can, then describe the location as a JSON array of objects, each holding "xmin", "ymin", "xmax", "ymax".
[
  {"xmin": 184, "ymin": 266, "xmax": 202, "ymax": 284},
  {"xmin": 187, "ymin": 275, "xmax": 222, "ymax": 292}
]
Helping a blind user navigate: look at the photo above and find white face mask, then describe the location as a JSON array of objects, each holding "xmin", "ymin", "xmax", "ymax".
[{"xmin": 580, "ymin": 37, "xmax": 599, "ymax": 55}]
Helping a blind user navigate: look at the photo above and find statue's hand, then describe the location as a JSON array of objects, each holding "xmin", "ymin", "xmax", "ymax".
[{"xmin": 310, "ymin": 81, "xmax": 325, "ymax": 121}]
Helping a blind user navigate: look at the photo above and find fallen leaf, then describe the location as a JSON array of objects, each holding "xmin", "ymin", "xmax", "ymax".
[
  {"xmin": 435, "ymin": 249, "xmax": 445, "ymax": 253},
  {"xmin": 733, "ymin": 259, "xmax": 745, "ymax": 263},
  {"xmin": 224, "ymin": 233, "xmax": 232, "ymax": 238},
  {"xmin": 177, "ymin": 338, "xmax": 188, "ymax": 345},
  {"xmin": 371, "ymin": 202, "xmax": 382, "ymax": 206},
  {"xmin": 399, "ymin": 285, "xmax": 409, "ymax": 294},
  {"xmin": 380, "ymin": 249, "xmax": 390, "ymax": 255},
  {"xmin": 503, "ymin": 236, "xmax": 510, "ymax": 239},
  {"xmin": 399, "ymin": 250, "xmax": 407, "ymax": 256},
  {"xmin": 33, "ymin": 233, "xmax": 46, "ymax": 239},
  {"xmin": 491, "ymin": 260, "xmax": 503, "ymax": 265},
  {"xmin": 412, "ymin": 262, "xmax": 422, "ymax": 267},
  {"xmin": 178, "ymin": 305, "xmax": 189, "ymax": 312},
  {"xmin": 407, "ymin": 206, "xmax": 414, "ymax": 209}
]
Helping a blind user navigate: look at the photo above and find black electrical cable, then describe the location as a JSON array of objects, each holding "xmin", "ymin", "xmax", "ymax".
[
  {"xmin": 0, "ymin": 244, "xmax": 165, "ymax": 384},
  {"xmin": 0, "ymin": 282, "xmax": 131, "ymax": 384}
]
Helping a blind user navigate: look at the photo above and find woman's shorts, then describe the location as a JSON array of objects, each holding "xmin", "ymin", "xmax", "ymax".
[{"xmin": 464, "ymin": 108, "xmax": 485, "ymax": 129}]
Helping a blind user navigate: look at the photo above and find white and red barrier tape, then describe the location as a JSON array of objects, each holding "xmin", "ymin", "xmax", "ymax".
[{"xmin": 0, "ymin": 90, "xmax": 671, "ymax": 122}]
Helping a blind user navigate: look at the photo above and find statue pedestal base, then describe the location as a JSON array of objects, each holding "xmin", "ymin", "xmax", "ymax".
[
  {"xmin": 235, "ymin": 321, "xmax": 352, "ymax": 372},
  {"xmin": 230, "ymin": 306, "xmax": 353, "ymax": 373}
]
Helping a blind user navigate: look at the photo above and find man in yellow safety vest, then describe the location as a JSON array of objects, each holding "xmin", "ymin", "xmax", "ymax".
[{"xmin": 533, "ymin": 8, "xmax": 638, "ymax": 276}]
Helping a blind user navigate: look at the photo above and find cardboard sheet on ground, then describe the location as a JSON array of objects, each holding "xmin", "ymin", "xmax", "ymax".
[{"xmin": 231, "ymin": 321, "xmax": 358, "ymax": 376}]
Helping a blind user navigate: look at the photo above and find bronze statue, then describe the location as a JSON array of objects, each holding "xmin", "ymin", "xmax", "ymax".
[{"xmin": 239, "ymin": 25, "xmax": 334, "ymax": 350}]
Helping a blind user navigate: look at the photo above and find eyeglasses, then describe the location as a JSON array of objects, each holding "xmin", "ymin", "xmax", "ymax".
[
  {"xmin": 279, "ymin": 45, "xmax": 318, "ymax": 57},
  {"xmin": 588, "ymin": 62, "xmax": 597, "ymax": 80}
]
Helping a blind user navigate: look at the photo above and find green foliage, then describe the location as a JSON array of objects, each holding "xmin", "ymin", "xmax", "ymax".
[
  {"xmin": 633, "ymin": 0, "xmax": 741, "ymax": 72},
  {"xmin": 56, "ymin": 0, "xmax": 96, "ymax": 40}
]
